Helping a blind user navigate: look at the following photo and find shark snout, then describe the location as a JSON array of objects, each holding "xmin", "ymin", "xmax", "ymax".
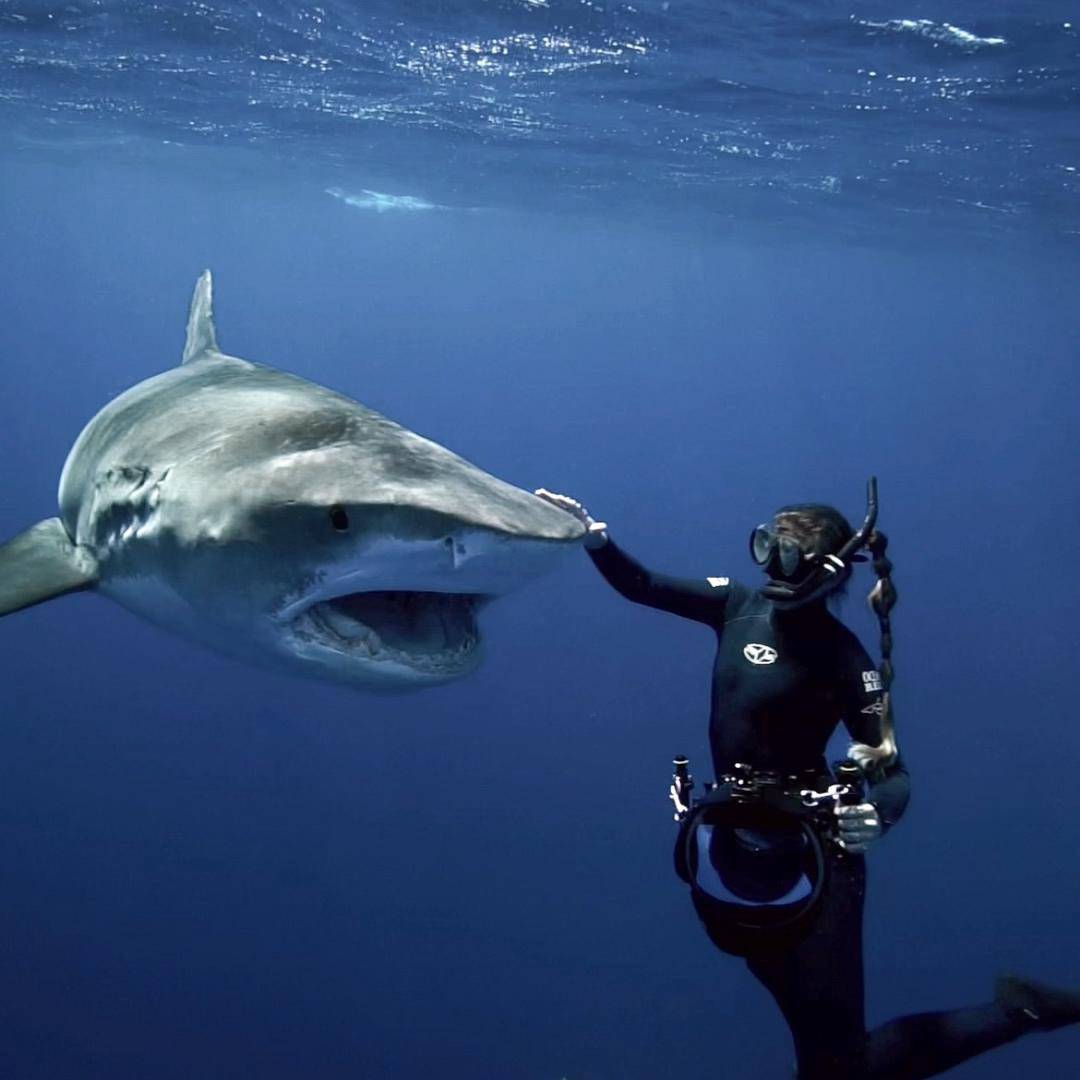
[
  {"xmin": 363, "ymin": 459, "xmax": 588, "ymax": 547},
  {"xmin": 498, "ymin": 489, "xmax": 588, "ymax": 543}
]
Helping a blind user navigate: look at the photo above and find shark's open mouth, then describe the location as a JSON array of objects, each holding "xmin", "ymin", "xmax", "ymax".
[{"xmin": 297, "ymin": 590, "xmax": 486, "ymax": 674}]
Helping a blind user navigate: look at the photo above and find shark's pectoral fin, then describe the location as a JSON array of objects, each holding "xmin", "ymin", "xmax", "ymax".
[{"xmin": 0, "ymin": 518, "xmax": 99, "ymax": 616}]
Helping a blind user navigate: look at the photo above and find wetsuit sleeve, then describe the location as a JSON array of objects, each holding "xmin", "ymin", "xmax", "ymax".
[
  {"xmin": 839, "ymin": 640, "xmax": 910, "ymax": 831},
  {"xmin": 586, "ymin": 538, "xmax": 731, "ymax": 626},
  {"xmin": 864, "ymin": 754, "xmax": 910, "ymax": 832}
]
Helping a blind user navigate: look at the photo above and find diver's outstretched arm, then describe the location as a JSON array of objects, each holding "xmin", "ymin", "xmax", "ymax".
[{"xmin": 535, "ymin": 488, "xmax": 732, "ymax": 625}]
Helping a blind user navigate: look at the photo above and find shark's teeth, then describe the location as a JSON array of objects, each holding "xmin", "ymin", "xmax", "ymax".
[
  {"xmin": 320, "ymin": 604, "xmax": 373, "ymax": 642},
  {"xmin": 294, "ymin": 591, "xmax": 482, "ymax": 675}
]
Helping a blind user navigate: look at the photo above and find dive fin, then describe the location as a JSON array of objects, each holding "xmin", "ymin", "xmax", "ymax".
[
  {"xmin": 182, "ymin": 269, "xmax": 220, "ymax": 364},
  {"xmin": 0, "ymin": 518, "xmax": 99, "ymax": 616},
  {"xmin": 996, "ymin": 974, "xmax": 1080, "ymax": 1031}
]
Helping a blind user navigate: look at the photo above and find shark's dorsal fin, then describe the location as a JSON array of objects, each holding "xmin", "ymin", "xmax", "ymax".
[{"xmin": 182, "ymin": 269, "xmax": 220, "ymax": 364}]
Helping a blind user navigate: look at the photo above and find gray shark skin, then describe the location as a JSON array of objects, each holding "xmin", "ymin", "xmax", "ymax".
[{"xmin": 0, "ymin": 272, "xmax": 584, "ymax": 689}]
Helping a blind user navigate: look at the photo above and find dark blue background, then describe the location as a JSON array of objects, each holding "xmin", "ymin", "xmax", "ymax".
[{"xmin": 1, "ymin": 156, "xmax": 1078, "ymax": 1078}]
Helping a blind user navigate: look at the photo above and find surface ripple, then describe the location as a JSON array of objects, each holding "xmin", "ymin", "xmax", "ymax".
[{"xmin": 2, "ymin": 1, "xmax": 1078, "ymax": 239}]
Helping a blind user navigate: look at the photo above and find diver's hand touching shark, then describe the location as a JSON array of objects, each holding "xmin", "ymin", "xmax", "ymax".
[{"xmin": 534, "ymin": 489, "xmax": 608, "ymax": 549}]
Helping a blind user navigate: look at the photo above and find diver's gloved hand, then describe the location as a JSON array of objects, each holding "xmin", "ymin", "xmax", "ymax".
[
  {"xmin": 534, "ymin": 489, "xmax": 608, "ymax": 549},
  {"xmin": 834, "ymin": 802, "xmax": 882, "ymax": 854}
]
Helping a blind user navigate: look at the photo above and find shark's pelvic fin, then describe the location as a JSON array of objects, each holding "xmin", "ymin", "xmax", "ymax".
[
  {"xmin": 0, "ymin": 517, "xmax": 99, "ymax": 616},
  {"xmin": 182, "ymin": 269, "xmax": 219, "ymax": 364}
]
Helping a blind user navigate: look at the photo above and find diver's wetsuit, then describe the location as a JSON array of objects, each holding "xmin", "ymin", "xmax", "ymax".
[
  {"xmin": 588, "ymin": 539, "xmax": 907, "ymax": 807},
  {"xmin": 588, "ymin": 539, "xmax": 1046, "ymax": 1080}
]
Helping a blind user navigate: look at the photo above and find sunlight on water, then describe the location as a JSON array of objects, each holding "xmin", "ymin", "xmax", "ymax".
[{"xmin": 0, "ymin": 1, "xmax": 1077, "ymax": 240}]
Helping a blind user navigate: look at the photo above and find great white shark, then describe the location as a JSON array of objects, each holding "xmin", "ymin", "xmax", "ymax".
[{"xmin": 0, "ymin": 272, "xmax": 584, "ymax": 689}]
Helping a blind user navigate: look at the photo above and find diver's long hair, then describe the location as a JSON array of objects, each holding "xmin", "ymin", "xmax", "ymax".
[
  {"xmin": 852, "ymin": 568, "xmax": 900, "ymax": 772},
  {"xmin": 848, "ymin": 700, "xmax": 898, "ymax": 772},
  {"xmin": 772, "ymin": 503, "xmax": 854, "ymax": 557},
  {"xmin": 774, "ymin": 502, "xmax": 898, "ymax": 770}
]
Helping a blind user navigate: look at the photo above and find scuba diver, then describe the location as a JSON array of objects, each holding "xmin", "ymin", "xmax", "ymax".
[{"xmin": 536, "ymin": 481, "xmax": 1080, "ymax": 1079}]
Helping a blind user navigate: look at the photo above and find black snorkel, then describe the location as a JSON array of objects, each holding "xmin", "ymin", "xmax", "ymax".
[{"xmin": 760, "ymin": 477, "xmax": 879, "ymax": 606}]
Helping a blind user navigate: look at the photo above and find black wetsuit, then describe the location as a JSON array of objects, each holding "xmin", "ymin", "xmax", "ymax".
[
  {"xmin": 588, "ymin": 538, "xmax": 1043, "ymax": 1080},
  {"xmin": 589, "ymin": 538, "xmax": 908, "ymax": 807}
]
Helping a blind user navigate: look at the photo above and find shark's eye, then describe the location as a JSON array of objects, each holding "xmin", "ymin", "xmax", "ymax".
[{"xmin": 328, "ymin": 506, "xmax": 349, "ymax": 532}]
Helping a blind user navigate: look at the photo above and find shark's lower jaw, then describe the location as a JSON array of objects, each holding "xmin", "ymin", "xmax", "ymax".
[{"xmin": 292, "ymin": 590, "xmax": 486, "ymax": 678}]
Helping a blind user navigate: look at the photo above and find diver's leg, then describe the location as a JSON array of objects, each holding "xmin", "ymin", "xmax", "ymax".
[
  {"xmin": 865, "ymin": 975, "xmax": 1080, "ymax": 1079},
  {"xmin": 745, "ymin": 854, "xmax": 868, "ymax": 1080},
  {"xmin": 865, "ymin": 1004, "xmax": 1020, "ymax": 1080}
]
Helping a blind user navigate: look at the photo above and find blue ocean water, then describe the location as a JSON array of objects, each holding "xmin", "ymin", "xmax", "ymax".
[{"xmin": 1, "ymin": 3, "xmax": 1078, "ymax": 1078}]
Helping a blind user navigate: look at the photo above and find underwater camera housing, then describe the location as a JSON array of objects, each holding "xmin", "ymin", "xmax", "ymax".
[{"xmin": 670, "ymin": 759, "xmax": 865, "ymax": 956}]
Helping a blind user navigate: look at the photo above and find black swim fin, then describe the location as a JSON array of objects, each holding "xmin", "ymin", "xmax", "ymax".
[{"xmin": 995, "ymin": 974, "xmax": 1080, "ymax": 1031}]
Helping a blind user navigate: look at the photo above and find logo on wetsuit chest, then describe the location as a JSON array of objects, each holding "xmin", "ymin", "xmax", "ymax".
[
  {"xmin": 743, "ymin": 643, "xmax": 778, "ymax": 665},
  {"xmin": 862, "ymin": 670, "xmax": 883, "ymax": 693}
]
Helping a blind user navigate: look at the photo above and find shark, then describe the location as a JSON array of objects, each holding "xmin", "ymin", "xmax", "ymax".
[
  {"xmin": 0, "ymin": 272, "xmax": 584, "ymax": 690},
  {"xmin": 326, "ymin": 187, "xmax": 442, "ymax": 214}
]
